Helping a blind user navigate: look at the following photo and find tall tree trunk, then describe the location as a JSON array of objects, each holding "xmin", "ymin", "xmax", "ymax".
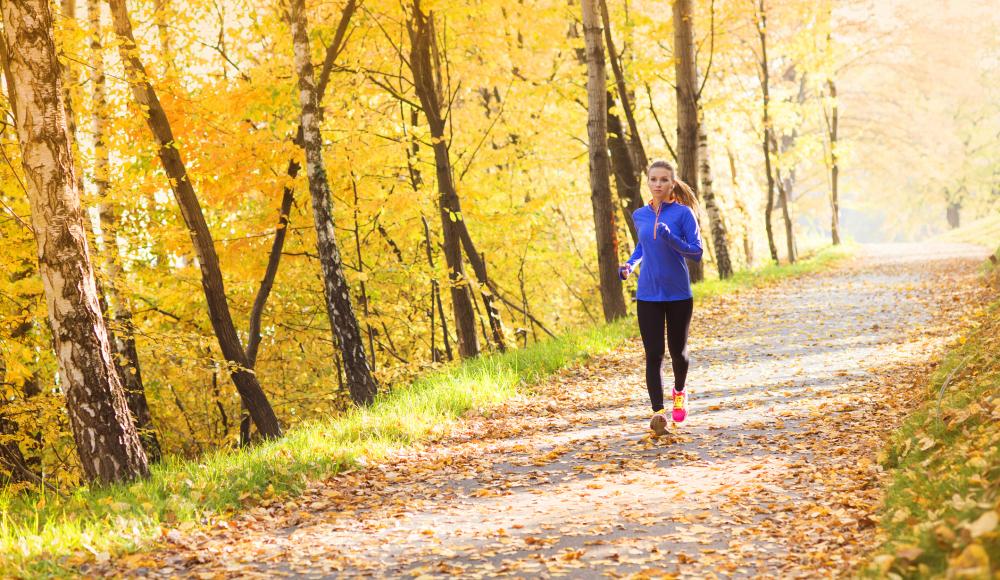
[
  {"xmin": 407, "ymin": 107, "xmax": 454, "ymax": 363},
  {"xmin": 407, "ymin": 3, "xmax": 480, "ymax": 357},
  {"xmin": 600, "ymin": 0, "xmax": 647, "ymax": 243},
  {"xmin": 422, "ymin": 216, "xmax": 454, "ymax": 362},
  {"xmin": 774, "ymin": 68, "xmax": 805, "ymax": 264},
  {"xmin": 607, "ymin": 96, "xmax": 643, "ymax": 244},
  {"xmin": 774, "ymin": 130, "xmax": 798, "ymax": 263},
  {"xmin": 289, "ymin": 0, "xmax": 378, "ymax": 405},
  {"xmin": 946, "ymin": 201, "xmax": 961, "ymax": 229},
  {"xmin": 581, "ymin": 0, "xmax": 627, "ymax": 322},
  {"xmin": 827, "ymin": 78, "xmax": 841, "ymax": 245},
  {"xmin": 0, "ymin": 0, "xmax": 149, "ymax": 483},
  {"xmin": 598, "ymin": 0, "xmax": 648, "ymax": 174},
  {"xmin": 756, "ymin": 0, "xmax": 779, "ymax": 263},
  {"xmin": 243, "ymin": 0, "xmax": 358, "ymax": 441},
  {"xmin": 87, "ymin": 0, "xmax": 161, "ymax": 462},
  {"xmin": 456, "ymin": 226, "xmax": 507, "ymax": 352},
  {"xmin": 107, "ymin": 0, "xmax": 282, "ymax": 438},
  {"xmin": 240, "ymin": 185, "xmax": 294, "ymax": 446},
  {"xmin": 775, "ymin": 163, "xmax": 797, "ymax": 263},
  {"xmin": 698, "ymin": 121, "xmax": 733, "ymax": 278},
  {"xmin": 672, "ymin": 0, "xmax": 703, "ymax": 283}
]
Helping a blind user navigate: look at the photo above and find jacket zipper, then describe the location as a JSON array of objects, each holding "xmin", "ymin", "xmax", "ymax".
[{"xmin": 652, "ymin": 201, "xmax": 662, "ymax": 240}]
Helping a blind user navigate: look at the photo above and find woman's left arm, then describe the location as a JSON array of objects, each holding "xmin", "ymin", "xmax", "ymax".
[{"xmin": 662, "ymin": 210, "xmax": 703, "ymax": 261}]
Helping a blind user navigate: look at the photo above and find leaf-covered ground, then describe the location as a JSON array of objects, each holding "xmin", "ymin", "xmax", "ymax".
[{"xmin": 94, "ymin": 243, "xmax": 993, "ymax": 578}]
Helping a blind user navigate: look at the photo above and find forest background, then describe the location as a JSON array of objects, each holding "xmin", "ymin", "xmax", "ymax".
[{"xmin": 0, "ymin": 0, "xmax": 997, "ymax": 491}]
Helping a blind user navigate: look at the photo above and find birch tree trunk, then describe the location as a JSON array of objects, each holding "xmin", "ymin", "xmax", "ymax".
[
  {"xmin": 107, "ymin": 0, "xmax": 282, "ymax": 438},
  {"xmin": 697, "ymin": 122, "xmax": 733, "ymax": 278},
  {"xmin": 407, "ymin": 2, "xmax": 480, "ymax": 357},
  {"xmin": 672, "ymin": 0, "xmax": 704, "ymax": 283},
  {"xmin": 87, "ymin": 0, "xmax": 161, "ymax": 462},
  {"xmin": 581, "ymin": 0, "xmax": 627, "ymax": 322},
  {"xmin": 827, "ymin": 78, "xmax": 841, "ymax": 245},
  {"xmin": 0, "ymin": 0, "xmax": 149, "ymax": 483},
  {"xmin": 289, "ymin": 0, "xmax": 378, "ymax": 405}
]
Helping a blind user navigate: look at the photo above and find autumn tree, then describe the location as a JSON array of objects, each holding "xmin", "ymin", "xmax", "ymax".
[
  {"xmin": 581, "ymin": 0, "xmax": 627, "ymax": 322},
  {"xmin": 672, "ymin": 0, "xmax": 705, "ymax": 282},
  {"xmin": 773, "ymin": 66, "xmax": 802, "ymax": 263},
  {"xmin": 599, "ymin": 0, "xmax": 646, "ymax": 243},
  {"xmin": 288, "ymin": 0, "xmax": 378, "ymax": 405},
  {"xmin": 0, "ymin": 0, "xmax": 149, "ymax": 483},
  {"xmin": 754, "ymin": 0, "xmax": 780, "ymax": 263},
  {"xmin": 687, "ymin": 0, "xmax": 733, "ymax": 279},
  {"xmin": 822, "ymin": 2, "xmax": 841, "ymax": 245},
  {"xmin": 107, "ymin": 0, "xmax": 282, "ymax": 438},
  {"xmin": 85, "ymin": 0, "xmax": 161, "ymax": 461},
  {"xmin": 698, "ymin": 122, "xmax": 733, "ymax": 278},
  {"xmin": 404, "ymin": 1, "xmax": 481, "ymax": 357}
]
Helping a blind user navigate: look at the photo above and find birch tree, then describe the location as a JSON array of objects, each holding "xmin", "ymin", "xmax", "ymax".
[
  {"xmin": 288, "ymin": 0, "xmax": 378, "ymax": 404},
  {"xmin": 0, "ymin": 0, "xmax": 149, "ymax": 483}
]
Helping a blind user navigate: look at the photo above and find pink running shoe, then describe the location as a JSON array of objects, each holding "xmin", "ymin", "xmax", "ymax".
[{"xmin": 672, "ymin": 389, "xmax": 688, "ymax": 423}]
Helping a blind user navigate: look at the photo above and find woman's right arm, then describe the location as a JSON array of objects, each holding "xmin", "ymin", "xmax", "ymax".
[
  {"xmin": 626, "ymin": 243, "xmax": 643, "ymax": 269},
  {"xmin": 620, "ymin": 244, "xmax": 642, "ymax": 280}
]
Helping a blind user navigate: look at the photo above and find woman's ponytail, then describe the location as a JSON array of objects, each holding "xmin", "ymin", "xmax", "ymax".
[{"xmin": 671, "ymin": 178, "xmax": 701, "ymax": 217}]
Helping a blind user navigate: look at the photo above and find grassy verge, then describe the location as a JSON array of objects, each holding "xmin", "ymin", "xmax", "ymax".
[
  {"xmin": 0, "ymin": 244, "xmax": 852, "ymax": 578},
  {"xmin": 930, "ymin": 214, "xmax": 1000, "ymax": 248},
  {"xmin": 864, "ymin": 246, "xmax": 1000, "ymax": 578}
]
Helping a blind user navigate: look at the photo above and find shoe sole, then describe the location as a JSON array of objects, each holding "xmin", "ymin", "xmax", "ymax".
[{"xmin": 650, "ymin": 414, "xmax": 668, "ymax": 435}]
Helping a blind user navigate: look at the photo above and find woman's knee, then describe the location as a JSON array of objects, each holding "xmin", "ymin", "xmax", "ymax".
[
  {"xmin": 645, "ymin": 349, "xmax": 665, "ymax": 363},
  {"xmin": 668, "ymin": 345, "xmax": 689, "ymax": 364}
]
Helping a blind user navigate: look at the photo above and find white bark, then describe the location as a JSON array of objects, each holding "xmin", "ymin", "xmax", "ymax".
[
  {"xmin": 1, "ymin": 0, "xmax": 148, "ymax": 483},
  {"xmin": 289, "ymin": 0, "xmax": 378, "ymax": 403}
]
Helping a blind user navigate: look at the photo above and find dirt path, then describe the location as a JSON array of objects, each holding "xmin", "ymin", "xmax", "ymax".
[{"xmin": 105, "ymin": 243, "xmax": 992, "ymax": 579}]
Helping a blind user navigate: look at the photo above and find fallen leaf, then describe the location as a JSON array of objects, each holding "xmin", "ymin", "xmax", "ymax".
[{"xmin": 965, "ymin": 510, "xmax": 998, "ymax": 538}]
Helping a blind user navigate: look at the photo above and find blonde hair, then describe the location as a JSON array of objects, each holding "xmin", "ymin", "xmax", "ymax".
[{"xmin": 647, "ymin": 159, "xmax": 700, "ymax": 216}]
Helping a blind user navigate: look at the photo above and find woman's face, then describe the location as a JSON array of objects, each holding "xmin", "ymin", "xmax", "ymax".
[{"xmin": 648, "ymin": 167, "xmax": 674, "ymax": 198}]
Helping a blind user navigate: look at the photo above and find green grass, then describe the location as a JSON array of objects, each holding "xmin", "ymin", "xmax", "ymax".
[
  {"xmin": 863, "ymin": 247, "xmax": 1000, "ymax": 578},
  {"xmin": 0, "ymin": 245, "xmax": 851, "ymax": 578},
  {"xmin": 930, "ymin": 214, "xmax": 1000, "ymax": 248}
]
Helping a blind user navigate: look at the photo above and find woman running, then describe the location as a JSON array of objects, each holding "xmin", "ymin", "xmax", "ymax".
[{"xmin": 619, "ymin": 160, "xmax": 703, "ymax": 435}]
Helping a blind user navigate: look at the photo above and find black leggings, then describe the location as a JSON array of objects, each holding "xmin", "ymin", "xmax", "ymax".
[{"xmin": 637, "ymin": 298, "xmax": 693, "ymax": 411}]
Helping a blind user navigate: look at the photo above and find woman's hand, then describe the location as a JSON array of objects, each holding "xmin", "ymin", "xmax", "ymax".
[
  {"xmin": 618, "ymin": 264, "xmax": 632, "ymax": 281},
  {"xmin": 656, "ymin": 222, "xmax": 671, "ymax": 236}
]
